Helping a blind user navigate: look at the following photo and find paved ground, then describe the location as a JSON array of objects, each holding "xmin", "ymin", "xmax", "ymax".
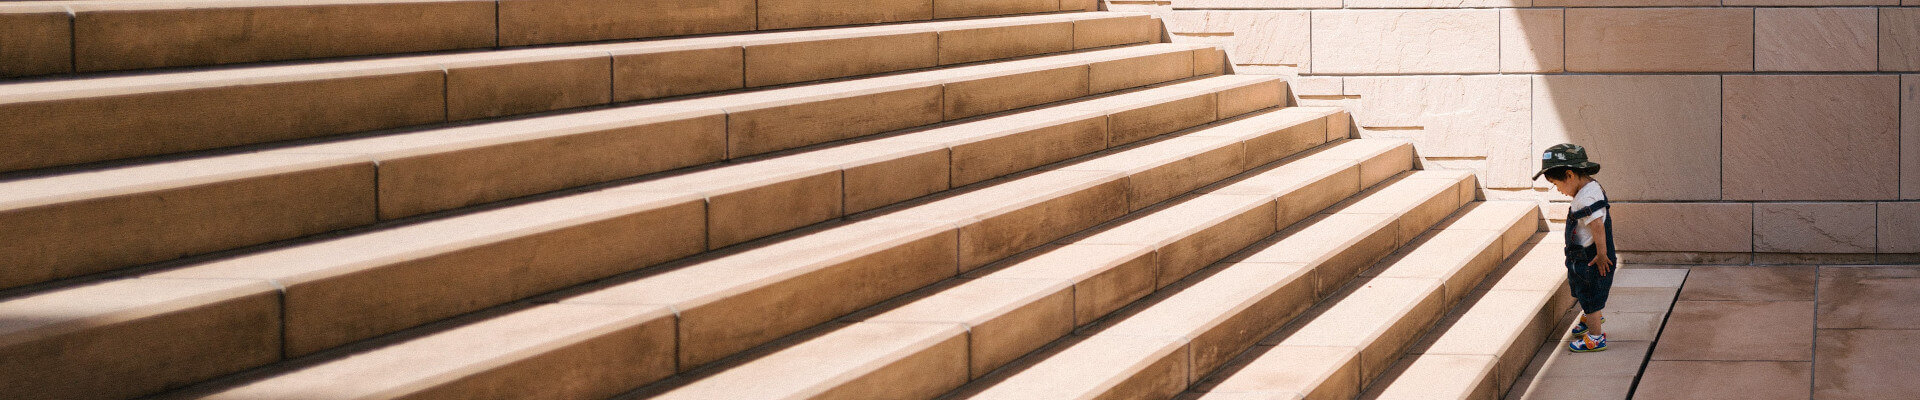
[{"xmin": 1506, "ymin": 265, "xmax": 1920, "ymax": 399}]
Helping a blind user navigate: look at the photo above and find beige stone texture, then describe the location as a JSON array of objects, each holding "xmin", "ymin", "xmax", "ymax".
[
  {"xmin": 957, "ymin": 179, "xmax": 1130, "ymax": 271},
  {"xmin": 1091, "ymin": 50, "xmax": 1197, "ymax": 94},
  {"xmin": 1201, "ymin": 345, "xmax": 1361, "ymax": 399},
  {"xmin": 1176, "ymin": 0, "xmax": 1342, "ymax": 9},
  {"xmin": 1679, "ymin": 266, "xmax": 1816, "ymax": 301},
  {"xmin": 1815, "ymin": 329, "xmax": 1920, "ymax": 399},
  {"xmin": 1723, "ymin": 75, "xmax": 1901, "ymax": 201},
  {"xmin": 1061, "ymin": 0, "xmax": 1097, "ymax": 11},
  {"xmin": 934, "ymin": 0, "xmax": 1056, "ymax": 19},
  {"xmin": 1880, "ymin": 202, "xmax": 1920, "ymax": 252},
  {"xmin": 650, "ymin": 321, "xmax": 964, "ymax": 399},
  {"xmin": 1753, "ymin": 203, "xmax": 1878, "ymax": 253},
  {"xmin": 0, "ymin": 69, "xmax": 447, "ymax": 172},
  {"xmin": 1501, "ymin": 9, "xmax": 1564, "ymax": 73},
  {"xmin": 705, "ymin": 168, "xmax": 845, "ymax": 249},
  {"xmin": 938, "ymin": 21, "xmax": 1074, "ymax": 65},
  {"xmin": 969, "ymin": 243, "xmax": 1159, "ymax": 327},
  {"xmin": 445, "ymin": 55, "xmax": 612, "ymax": 121},
  {"xmin": 498, "ymin": 0, "xmax": 752, "ymax": 46},
  {"xmin": 841, "ymin": 145, "xmax": 952, "ymax": 214},
  {"xmin": 1369, "ymin": 228, "xmax": 1506, "ymax": 307},
  {"xmin": 0, "ymin": 155, "xmax": 377, "ymax": 290},
  {"xmin": 1506, "ymin": 341, "xmax": 1646, "ymax": 399},
  {"xmin": 1093, "ymin": 261, "xmax": 1315, "ymax": 384},
  {"xmin": 612, "ymin": 47, "xmax": 746, "ymax": 102},
  {"xmin": 1073, "ymin": 15, "xmax": 1159, "ymax": 49},
  {"xmin": 1361, "ymin": 355, "xmax": 1498, "ymax": 400},
  {"xmin": 1273, "ymin": 163, "xmax": 1363, "ymax": 229},
  {"xmin": 1223, "ymin": 111, "xmax": 1328, "ymax": 166},
  {"xmin": 946, "ymin": 114, "xmax": 1108, "ymax": 187},
  {"xmin": 150, "ymin": 190, "xmax": 707, "ymax": 357},
  {"xmin": 1107, "ymin": 93, "xmax": 1220, "ymax": 146},
  {"xmin": 1532, "ymin": 75, "xmax": 1721, "ymax": 200},
  {"xmin": 70, "ymin": 1, "xmax": 494, "ymax": 72},
  {"xmin": 1140, "ymin": 196, "xmax": 1278, "ymax": 286},
  {"xmin": 945, "ymin": 66, "xmax": 1091, "ymax": 120},
  {"xmin": 0, "ymin": 279, "xmax": 281, "ymax": 400},
  {"xmin": 1194, "ymin": 46, "xmax": 1227, "ymax": 77},
  {"xmin": 0, "ymin": 7, "xmax": 70, "ymax": 78},
  {"xmin": 758, "ymin": 0, "xmax": 934, "ymax": 30},
  {"xmin": 726, "ymin": 85, "xmax": 944, "ymax": 157},
  {"xmin": 960, "ymin": 336, "xmax": 1192, "ymax": 400},
  {"xmin": 1817, "ymin": 266, "xmax": 1920, "ymax": 329},
  {"xmin": 1534, "ymin": 0, "xmax": 1715, "ymax": 6},
  {"xmin": 201, "ymin": 303, "xmax": 675, "ymax": 400},
  {"xmin": 1905, "ymin": 75, "xmax": 1920, "ymax": 199},
  {"xmin": 1125, "ymin": 140, "xmax": 1249, "ymax": 212},
  {"xmin": 1167, "ymin": 11, "xmax": 1311, "ymax": 71},
  {"xmin": 1755, "ymin": 8, "xmax": 1876, "ymax": 72},
  {"xmin": 1885, "ymin": 8, "xmax": 1920, "ymax": 71},
  {"xmin": 371, "ymin": 111, "xmax": 728, "ymax": 220},
  {"xmin": 1653, "ymin": 301, "xmax": 1814, "ymax": 361},
  {"xmin": 1218, "ymin": 80, "xmax": 1287, "ymax": 119},
  {"xmin": 1311, "ymin": 10, "xmax": 1500, "ymax": 74},
  {"xmin": 1609, "ymin": 203, "xmax": 1753, "ymax": 253},
  {"xmin": 1412, "ymin": 289, "xmax": 1558, "ymax": 394},
  {"xmin": 860, "ymin": 278, "xmax": 1072, "ymax": 379},
  {"xmin": 1635, "ymin": 361, "xmax": 1812, "ymax": 400},
  {"xmin": 746, "ymin": 32, "xmax": 939, "ymax": 87},
  {"xmin": 1565, "ymin": 8, "xmax": 1753, "ymax": 72},
  {"xmin": 1346, "ymin": 75, "xmax": 1530, "ymax": 188}
]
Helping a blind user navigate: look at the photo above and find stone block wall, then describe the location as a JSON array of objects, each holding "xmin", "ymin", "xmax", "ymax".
[{"xmin": 1112, "ymin": 0, "xmax": 1920, "ymax": 262}]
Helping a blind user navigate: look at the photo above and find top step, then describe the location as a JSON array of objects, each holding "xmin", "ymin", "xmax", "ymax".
[{"xmin": 0, "ymin": 0, "xmax": 1105, "ymax": 78}]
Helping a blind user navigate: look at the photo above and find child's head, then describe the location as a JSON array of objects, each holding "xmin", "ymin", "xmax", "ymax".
[
  {"xmin": 1541, "ymin": 166, "xmax": 1598, "ymax": 196},
  {"xmin": 1533, "ymin": 143, "xmax": 1602, "ymax": 197}
]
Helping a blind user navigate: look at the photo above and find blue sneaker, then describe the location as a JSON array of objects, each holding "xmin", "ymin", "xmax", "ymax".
[
  {"xmin": 1570, "ymin": 315, "xmax": 1605, "ymax": 336},
  {"xmin": 1569, "ymin": 333, "xmax": 1607, "ymax": 353}
]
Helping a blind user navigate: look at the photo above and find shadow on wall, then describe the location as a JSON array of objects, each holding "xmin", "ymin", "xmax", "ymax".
[{"xmin": 1517, "ymin": 7, "xmax": 1915, "ymax": 259}]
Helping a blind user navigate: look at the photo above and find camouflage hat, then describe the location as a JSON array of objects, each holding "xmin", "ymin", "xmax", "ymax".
[{"xmin": 1532, "ymin": 143, "xmax": 1601, "ymax": 180}]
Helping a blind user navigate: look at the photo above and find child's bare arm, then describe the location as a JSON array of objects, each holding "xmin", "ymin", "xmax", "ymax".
[{"xmin": 1586, "ymin": 217, "xmax": 1612, "ymax": 275}]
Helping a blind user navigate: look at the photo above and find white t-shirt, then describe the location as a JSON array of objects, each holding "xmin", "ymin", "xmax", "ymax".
[{"xmin": 1570, "ymin": 180, "xmax": 1608, "ymax": 247}]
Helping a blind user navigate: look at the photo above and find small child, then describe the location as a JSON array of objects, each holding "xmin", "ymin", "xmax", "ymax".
[{"xmin": 1533, "ymin": 143, "xmax": 1616, "ymax": 353}]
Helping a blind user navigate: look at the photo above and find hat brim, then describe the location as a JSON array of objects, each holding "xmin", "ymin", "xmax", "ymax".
[{"xmin": 1532, "ymin": 162, "xmax": 1601, "ymax": 180}]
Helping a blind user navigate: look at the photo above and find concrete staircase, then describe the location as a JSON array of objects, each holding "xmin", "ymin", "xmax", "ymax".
[{"xmin": 0, "ymin": 2, "xmax": 1570, "ymax": 399}]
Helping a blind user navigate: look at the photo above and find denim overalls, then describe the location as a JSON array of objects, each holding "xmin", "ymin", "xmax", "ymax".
[{"xmin": 1565, "ymin": 182, "xmax": 1616, "ymax": 314}]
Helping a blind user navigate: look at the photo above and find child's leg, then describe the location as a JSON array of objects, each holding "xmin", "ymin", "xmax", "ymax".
[{"xmin": 1586, "ymin": 310, "xmax": 1604, "ymax": 336}]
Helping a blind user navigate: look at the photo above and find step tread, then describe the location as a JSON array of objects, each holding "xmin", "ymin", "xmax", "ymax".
[
  {"xmin": 124, "ymin": 83, "xmax": 1312, "ymax": 398},
  {"xmin": 953, "ymin": 170, "xmax": 1478, "ymax": 399},
  {"xmin": 190, "ymin": 303, "xmax": 674, "ymax": 399},
  {"xmin": 1359, "ymin": 235, "xmax": 1570, "ymax": 400},
  {"xmin": 1190, "ymin": 202, "xmax": 1540, "ymax": 399},
  {"xmin": 649, "ymin": 322, "xmax": 968, "ymax": 399},
  {"xmin": 0, "ymin": 11, "xmax": 1148, "ymax": 100}
]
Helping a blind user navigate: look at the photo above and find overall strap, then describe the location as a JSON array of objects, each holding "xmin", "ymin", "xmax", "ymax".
[{"xmin": 1568, "ymin": 199, "xmax": 1609, "ymax": 221}]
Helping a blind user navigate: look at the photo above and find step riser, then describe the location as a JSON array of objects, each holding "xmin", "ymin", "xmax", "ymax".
[
  {"xmin": 0, "ymin": 46, "xmax": 1220, "ymax": 292},
  {"xmin": 0, "ymin": 15, "xmax": 1159, "ymax": 174},
  {"xmin": 0, "ymin": 161, "xmax": 378, "ymax": 290},
  {"xmin": 574, "ymin": 109, "xmax": 1339, "ymax": 386},
  {"xmin": 0, "ymin": 77, "xmax": 1288, "ymax": 399},
  {"xmin": 0, "ymin": 280, "xmax": 281, "ymax": 400},
  {"xmin": 0, "ymin": 0, "xmax": 1120, "ymax": 78},
  {"xmin": 1201, "ymin": 204, "xmax": 1544, "ymax": 400},
  {"xmin": 962, "ymin": 170, "xmax": 1479, "ymax": 399}
]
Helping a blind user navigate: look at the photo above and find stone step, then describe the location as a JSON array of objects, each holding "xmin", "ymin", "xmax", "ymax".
[
  {"xmin": 632, "ymin": 138, "xmax": 1407, "ymax": 399},
  {"xmin": 148, "ymin": 105, "xmax": 1349, "ymax": 400},
  {"xmin": 0, "ymin": 12, "xmax": 1162, "ymax": 173},
  {"xmin": 1358, "ymin": 232, "xmax": 1572, "ymax": 400},
  {"xmin": 0, "ymin": 83, "xmax": 1304, "ymax": 400},
  {"xmin": 0, "ymin": 44, "xmax": 1238, "ymax": 293},
  {"xmin": 950, "ymin": 170, "xmax": 1490, "ymax": 400},
  {"xmin": 1183, "ymin": 201, "xmax": 1544, "ymax": 400},
  {"xmin": 0, "ymin": 0, "xmax": 1113, "ymax": 77}
]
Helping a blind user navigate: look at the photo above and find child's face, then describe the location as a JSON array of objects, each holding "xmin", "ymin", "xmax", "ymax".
[{"xmin": 1547, "ymin": 175, "xmax": 1581, "ymax": 197}]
